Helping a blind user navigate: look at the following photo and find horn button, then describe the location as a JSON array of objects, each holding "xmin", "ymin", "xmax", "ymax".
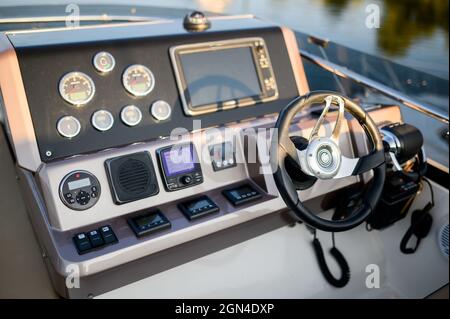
[{"xmin": 305, "ymin": 138, "xmax": 342, "ymax": 179}]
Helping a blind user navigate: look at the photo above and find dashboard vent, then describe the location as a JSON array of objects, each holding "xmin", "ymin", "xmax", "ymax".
[
  {"xmin": 438, "ymin": 223, "xmax": 449, "ymax": 259},
  {"xmin": 105, "ymin": 152, "xmax": 159, "ymax": 204},
  {"xmin": 118, "ymin": 159, "xmax": 150, "ymax": 195}
]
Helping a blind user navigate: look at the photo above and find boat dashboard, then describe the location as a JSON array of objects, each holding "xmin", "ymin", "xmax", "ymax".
[{"xmin": 0, "ymin": 14, "xmax": 409, "ymax": 298}]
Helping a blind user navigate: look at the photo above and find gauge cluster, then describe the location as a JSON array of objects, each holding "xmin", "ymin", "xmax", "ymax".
[
  {"xmin": 56, "ymin": 57, "xmax": 159, "ymax": 138},
  {"xmin": 12, "ymin": 17, "xmax": 299, "ymax": 162}
]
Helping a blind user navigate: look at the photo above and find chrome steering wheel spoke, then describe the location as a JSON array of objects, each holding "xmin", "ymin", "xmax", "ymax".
[
  {"xmin": 309, "ymin": 95, "xmax": 345, "ymax": 145},
  {"xmin": 334, "ymin": 151, "xmax": 386, "ymax": 179}
]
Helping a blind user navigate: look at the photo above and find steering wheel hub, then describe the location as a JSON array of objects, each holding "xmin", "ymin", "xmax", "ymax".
[{"xmin": 303, "ymin": 138, "xmax": 342, "ymax": 179}]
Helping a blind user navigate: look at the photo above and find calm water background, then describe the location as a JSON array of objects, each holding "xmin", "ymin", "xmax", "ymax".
[
  {"xmin": 3, "ymin": 0, "xmax": 448, "ymax": 79},
  {"xmin": 153, "ymin": 0, "xmax": 449, "ymax": 80}
]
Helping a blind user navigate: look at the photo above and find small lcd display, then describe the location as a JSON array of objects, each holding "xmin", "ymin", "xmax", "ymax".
[
  {"xmin": 68, "ymin": 178, "xmax": 90, "ymax": 190},
  {"xmin": 134, "ymin": 214, "xmax": 163, "ymax": 228},
  {"xmin": 230, "ymin": 186, "xmax": 253, "ymax": 198},
  {"xmin": 187, "ymin": 199, "xmax": 212, "ymax": 211},
  {"xmin": 179, "ymin": 47, "xmax": 262, "ymax": 108},
  {"xmin": 161, "ymin": 144, "xmax": 196, "ymax": 177}
]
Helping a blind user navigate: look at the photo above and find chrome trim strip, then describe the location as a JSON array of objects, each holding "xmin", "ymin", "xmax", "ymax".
[
  {"xmin": 3, "ymin": 14, "xmax": 257, "ymax": 35},
  {"xmin": 0, "ymin": 15, "xmax": 158, "ymax": 24},
  {"xmin": 0, "ymin": 33, "xmax": 42, "ymax": 171},
  {"xmin": 5, "ymin": 18, "xmax": 174, "ymax": 35},
  {"xmin": 208, "ymin": 14, "xmax": 256, "ymax": 20},
  {"xmin": 0, "ymin": 14, "xmax": 255, "ymax": 25},
  {"xmin": 281, "ymin": 27, "xmax": 310, "ymax": 95},
  {"xmin": 428, "ymin": 158, "xmax": 449, "ymax": 174},
  {"xmin": 300, "ymin": 50, "xmax": 449, "ymax": 124}
]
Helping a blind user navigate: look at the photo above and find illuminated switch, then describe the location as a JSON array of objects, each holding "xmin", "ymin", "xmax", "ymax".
[{"xmin": 73, "ymin": 233, "xmax": 91, "ymax": 254}]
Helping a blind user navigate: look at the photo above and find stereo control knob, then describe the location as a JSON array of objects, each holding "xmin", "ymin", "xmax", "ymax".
[{"xmin": 181, "ymin": 175, "xmax": 193, "ymax": 185}]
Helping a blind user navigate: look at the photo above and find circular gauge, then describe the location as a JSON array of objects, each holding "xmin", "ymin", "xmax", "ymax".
[
  {"xmin": 91, "ymin": 110, "xmax": 114, "ymax": 131},
  {"xmin": 121, "ymin": 105, "xmax": 142, "ymax": 126},
  {"xmin": 57, "ymin": 116, "xmax": 81, "ymax": 138},
  {"xmin": 151, "ymin": 100, "xmax": 172, "ymax": 121},
  {"xmin": 122, "ymin": 64, "xmax": 155, "ymax": 97},
  {"xmin": 93, "ymin": 51, "xmax": 115, "ymax": 74},
  {"xmin": 59, "ymin": 72, "xmax": 95, "ymax": 106}
]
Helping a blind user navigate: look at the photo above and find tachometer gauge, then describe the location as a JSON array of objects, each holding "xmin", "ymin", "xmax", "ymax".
[
  {"xmin": 122, "ymin": 64, "xmax": 155, "ymax": 97},
  {"xmin": 59, "ymin": 72, "xmax": 95, "ymax": 106}
]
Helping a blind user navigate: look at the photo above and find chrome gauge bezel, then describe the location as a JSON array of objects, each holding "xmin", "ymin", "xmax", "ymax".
[
  {"xmin": 122, "ymin": 64, "xmax": 155, "ymax": 97},
  {"xmin": 93, "ymin": 51, "xmax": 116, "ymax": 74},
  {"xmin": 91, "ymin": 110, "xmax": 115, "ymax": 132},
  {"xmin": 57, "ymin": 115, "xmax": 81, "ymax": 138},
  {"xmin": 59, "ymin": 71, "xmax": 96, "ymax": 106},
  {"xmin": 120, "ymin": 105, "xmax": 143, "ymax": 127},
  {"xmin": 151, "ymin": 100, "xmax": 172, "ymax": 121}
]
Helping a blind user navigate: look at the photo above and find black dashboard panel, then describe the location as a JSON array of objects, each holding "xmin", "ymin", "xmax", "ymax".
[{"xmin": 11, "ymin": 18, "xmax": 298, "ymax": 162}]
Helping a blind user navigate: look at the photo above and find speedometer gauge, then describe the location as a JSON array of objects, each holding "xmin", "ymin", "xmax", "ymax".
[
  {"xmin": 59, "ymin": 72, "xmax": 95, "ymax": 106},
  {"xmin": 122, "ymin": 64, "xmax": 155, "ymax": 97}
]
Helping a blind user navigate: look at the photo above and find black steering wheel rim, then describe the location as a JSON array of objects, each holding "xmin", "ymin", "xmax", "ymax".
[{"xmin": 271, "ymin": 91, "xmax": 386, "ymax": 232}]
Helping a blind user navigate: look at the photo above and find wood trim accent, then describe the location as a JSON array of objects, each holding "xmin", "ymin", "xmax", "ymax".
[
  {"xmin": 0, "ymin": 33, "xmax": 41, "ymax": 171},
  {"xmin": 281, "ymin": 27, "xmax": 310, "ymax": 96}
]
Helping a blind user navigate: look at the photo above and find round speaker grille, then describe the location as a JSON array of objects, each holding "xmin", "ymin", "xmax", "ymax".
[
  {"xmin": 117, "ymin": 159, "xmax": 150, "ymax": 194},
  {"xmin": 438, "ymin": 223, "xmax": 449, "ymax": 259}
]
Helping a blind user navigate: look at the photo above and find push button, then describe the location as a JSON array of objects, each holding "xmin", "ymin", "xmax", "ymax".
[
  {"xmin": 64, "ymin": 193, "xmax": 75, "ymax": 204},
  {"xmin": 76, "ymin": 191, "xmax": 90, "ymax": 205},
  {"xmin": 99, "ymin": 225, "xmax": 118, "ymax": 245},
  {"xmin": 87, "ymin": 230, "xmax": 104, "ymax": 248},
  {"xmin": 73, "ymin": 233, "xmax": 92, "ymax": 254}
]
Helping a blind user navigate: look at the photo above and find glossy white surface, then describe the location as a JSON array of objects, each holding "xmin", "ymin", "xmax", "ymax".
[{"xmin": 98, "ymin": 181, "xmax": 448, "ymax": 299}]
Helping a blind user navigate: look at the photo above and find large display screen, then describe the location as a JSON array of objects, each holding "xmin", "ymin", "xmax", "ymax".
[
  {"xmin": 161, "ymin": 144, "xmax": 196, "ymax": 177},
  {"xmin": 179, "ymin": 47, "xmax": 262, "ymax": 108}
]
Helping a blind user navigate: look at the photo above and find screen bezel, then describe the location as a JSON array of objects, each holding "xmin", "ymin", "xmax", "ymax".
[
  {"xmin": 156, "ymin": 142, "xmax": 202, "ymax": 188},
  {"xmin": 170, "ymin": 37, "xmax": 279, "ymax": 116}
]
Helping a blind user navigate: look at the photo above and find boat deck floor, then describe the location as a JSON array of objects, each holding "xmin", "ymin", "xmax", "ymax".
[{"xmin": 0, "ymin": 129, "xmax": 57, "ymax": 298}]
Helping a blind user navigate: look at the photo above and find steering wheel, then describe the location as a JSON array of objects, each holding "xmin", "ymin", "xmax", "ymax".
[{"xmin": 271, "ymin": 91, "xmax": 386, "ymax": 232}]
